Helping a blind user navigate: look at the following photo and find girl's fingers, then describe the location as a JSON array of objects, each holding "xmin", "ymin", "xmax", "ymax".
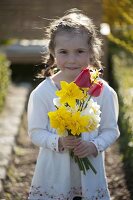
[
  {"xmin": 73, "ymin": 141, "xmax": 90, "ymax": 157},
  {"xmin": 62, "ymin": 139, "xmax": 75, "ymax": 149},
  {"xmin": 63, "ymin": 137, "xmax": 81, "ymax": 145},
  {"xmin": 65, "ymin": 136, "xmax": 76, "ymax": 140},
  {"xmin": 74, "ymin": 138, "xmax": 82, "ymax": 145},
  {"xmin": 74, "ymin": 149, "xmax": 87, "ymax": 157},
  {"xmin": 74, "ymin": 148, "xmax": 89, "ymax": 157},
  {"xmin": 74, "ymin": 142, "xmax": 83, "ymax": 151},
  {"xmin": 74, "ymin": 141, "xmax": 86, "ymax": 151},
  {"xmin": 74, "ymin": 142, "xmax": 97, "ymax": 157},
  {"xmin": 61, "ymin": 136, "xmax": 82, "ymax": 150},
  {"xmin": 74, "ymin": 146, "xmax": 88, "ymax": 154}
]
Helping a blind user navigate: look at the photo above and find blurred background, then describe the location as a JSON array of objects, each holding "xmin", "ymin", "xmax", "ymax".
[{"xmin": 0, "ymin": 0, "xmax": 133, "ymax": 199}]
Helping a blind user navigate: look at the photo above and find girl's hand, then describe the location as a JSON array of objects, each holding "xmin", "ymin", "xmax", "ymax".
[
  {"xmin": 59, "ymin": 136, "xmax": 80, "ymax": 151},
  {"xmin": 73, "ymin": 140, "xmax": 98, "ymax": 158}
]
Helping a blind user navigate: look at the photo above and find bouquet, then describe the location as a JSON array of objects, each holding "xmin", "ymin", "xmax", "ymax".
[{"xmin": 48, "ymin": 68, "xmax": 103, "ymax": 175}]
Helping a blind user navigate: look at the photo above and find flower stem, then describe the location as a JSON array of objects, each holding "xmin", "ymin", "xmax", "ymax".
[
  {"xmin": 82, "ymin": 158, "xmax": 90, "ymax": 170},
  {"xmin": 83, "ymin": 95, "xmax": 91, "ymax": 109},
  {"xmin": 77, "ymin": 157, "xmax": 86, "ymax": 175},
  {"xmin": 83, "ymin": 157, "xmax": 97, "ymax": 174}
]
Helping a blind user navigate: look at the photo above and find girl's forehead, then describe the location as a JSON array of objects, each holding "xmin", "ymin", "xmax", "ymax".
[
  {"xmin": 54, "ymin": 31, "xmax": 88, "ymax": 48},
  {"xmin": 55, "ymin": 29, "xmax": 88, "ymax": 39}
]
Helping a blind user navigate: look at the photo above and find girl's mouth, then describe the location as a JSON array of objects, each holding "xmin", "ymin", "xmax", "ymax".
[{"xmin": 65, "ymin": 67, "xmax": 80, "ymax": 70}]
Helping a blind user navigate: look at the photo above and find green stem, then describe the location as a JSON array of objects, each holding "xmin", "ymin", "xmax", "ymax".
[
  {"xmin": 75, "ymin": 156, "xmax": 82, "ymax": 170},
  {"xmin": 83, "ymin": 157, "xmax": 97, "ymax": 174},
  {"xmin": 83, "ymin": 95, "xmax": 91, "ymax": 110},
  {"xmin": 77, "ymin": 157, "xmax": 86, "ymax": 175},
  {"xmin": 70, "ymin": 150, "xmax": 74, "ymax": 158},
  {"xmin": 82, "ymin": 158, "xmax": 90, "ymax": 170},
  {"xmin": 79, "ymin": 100, "xmax": 85, "ymax": 112}
]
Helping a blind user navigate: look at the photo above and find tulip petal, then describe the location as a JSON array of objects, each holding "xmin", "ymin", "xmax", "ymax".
[
  {"xmin": 74, "ymin": 68, "xmax": 92, "ymax": 88},
  {"xmin": 88, "ymin": 82, "xmax": 103, "ymax": 97}
]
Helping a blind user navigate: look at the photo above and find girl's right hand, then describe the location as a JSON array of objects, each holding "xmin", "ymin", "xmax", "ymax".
[{"xmin": 59, "ymin": 136, "xmax": 79, "ymax": 151}]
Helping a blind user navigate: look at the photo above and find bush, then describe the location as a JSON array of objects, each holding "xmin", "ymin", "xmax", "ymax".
[
  {"xmin": 112, "ymin": 51, "xmax": 133, "ymax": 148},
  {"xmin": 110, "ymin": 47, "xmax": 133, "ymax": 193},
  {"xmin": 0, "ymin": 54, "xmax": 11, "ymax": 112}
]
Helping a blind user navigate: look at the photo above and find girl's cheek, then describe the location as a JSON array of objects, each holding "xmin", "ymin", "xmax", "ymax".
[{"xmin": 59, "ymin": 57, "xmax": 67, "ymax": 64}]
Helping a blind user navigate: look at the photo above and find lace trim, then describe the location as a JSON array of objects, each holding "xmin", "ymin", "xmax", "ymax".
[
  {"xmin": 83, "ymin": 187, "xmax": 109, "ymax": 199},
  {"xmin": 28, "ymin": 185, "xmax": 109, "ymax": 200},
  {"xmin": 28, "ymin": 185, "xmax": 82, "ymax": 200}
]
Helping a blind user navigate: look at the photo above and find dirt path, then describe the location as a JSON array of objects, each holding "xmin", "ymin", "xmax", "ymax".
[{"xmin": 0, "ymin": 112, "xmax": 132, "ymax": 200}]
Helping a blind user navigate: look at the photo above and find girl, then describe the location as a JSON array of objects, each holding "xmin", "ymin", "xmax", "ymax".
[{"xmin": 27, "ymin": 9, "xmax": 120, "ymax": 200}]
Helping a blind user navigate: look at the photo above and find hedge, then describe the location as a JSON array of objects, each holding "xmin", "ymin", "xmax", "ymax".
[
  {"xmin": 0, "ymin": 54, "xmax": 10, "ymax": 112},
  {"xmin": 109, "ymin": 46, "xmax": 133, "ymax": 193},
  {"xmin": 111, "ymin": 50, "xmax": 133, "ymax": 150}
]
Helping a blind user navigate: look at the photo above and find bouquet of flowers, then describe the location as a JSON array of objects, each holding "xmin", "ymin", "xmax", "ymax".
[{"xmin": 48, "ymin": 68, "xmax": 103, "ymax": 175}]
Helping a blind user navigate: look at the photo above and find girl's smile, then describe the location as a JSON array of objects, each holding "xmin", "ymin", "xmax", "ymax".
[{"xmin": 65, "ymin": 67, "xmax": 82, "ymax": 70}]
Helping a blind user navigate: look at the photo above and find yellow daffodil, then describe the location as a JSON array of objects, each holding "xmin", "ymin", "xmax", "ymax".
[
  {"xmin": 68, "ymin": 112, "xmax": 89, "ymax": 136},
  {"xmin": 48, "ymin": 106, "xmax": 71, "ymax": 136},
  {"xmin": 56, "ymin": 81, "xmax": 84, "ymax": 107}
]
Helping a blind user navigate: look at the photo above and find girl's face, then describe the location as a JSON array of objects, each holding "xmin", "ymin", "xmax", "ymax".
[{"xmin": 54, "ymin": 31, "xmax": 91, "ymax": 81}]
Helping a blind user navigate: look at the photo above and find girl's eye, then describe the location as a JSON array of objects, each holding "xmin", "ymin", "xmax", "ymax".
[
  {"xmin": 77, "ymin": 50, "xmax": 84, "ymax": 53},
  {"xmin": 59, "ymin": 50, "xmax": 67, "ymax": 54}
]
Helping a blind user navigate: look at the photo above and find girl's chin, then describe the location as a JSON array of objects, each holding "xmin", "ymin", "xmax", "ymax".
[
  {"xmin": 65, "ymin": 67, "xmax": 82, "ymax": 71},
  {"xmin": 65, "ymin": 70, "xmax": 81, "ymax": 81},
  {"xmin": 60, "ymin": 68, "xmax": 83, "ymax": 80},
  {"xmin": 65, "ymin": 68, "xmax": 82, "ymax": 75}
]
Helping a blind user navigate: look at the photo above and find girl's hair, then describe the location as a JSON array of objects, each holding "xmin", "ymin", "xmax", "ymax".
[{"xmin": 40, "ymin": 8, "xmax": 103, "ymax": 78}]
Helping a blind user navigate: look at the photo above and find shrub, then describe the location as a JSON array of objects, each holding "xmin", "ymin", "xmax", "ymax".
[
  {"xmin": 110, "ymin": 47, "xmax": 133, "ymax": 193},
  {"xmin": 0, "ymin": 54, "xmax": 11, "ymax": 112},
  {"xmin": 112, "ymin": 51, "xmax": 133, "ymax": 149}
]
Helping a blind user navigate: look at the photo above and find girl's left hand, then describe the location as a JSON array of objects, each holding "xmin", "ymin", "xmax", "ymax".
[{"xmin": 73, "ymin": 139, "xmax": 98, "ymax": 158}]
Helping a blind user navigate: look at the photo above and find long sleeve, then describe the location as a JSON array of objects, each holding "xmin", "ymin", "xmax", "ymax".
[
  {"xmin": 90, "ymin": 85, "xmax": 120, "ymax": 154},
  {"xmin": 27, "ymin": 90, "xmax": 60, "ymax": 152}
]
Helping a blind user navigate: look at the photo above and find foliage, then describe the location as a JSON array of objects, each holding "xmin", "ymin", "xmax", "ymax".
[
  {"xmin": 103, "ymin": 0, "xmax": 133, "ymax": 54},
  {"xmin": 110, "ymin": 47, "xmax": 133, "ymax": 192},
  {"xmin": 0, "ymin": 54, "xmax": 10, "ymax": 112},
  {"xmin": 0, "ymin": 39, "xmax": 18, "ymax": 46},
  {"xmin": 112, "ymin": 51, "xmax": 133, "ymax": 145}
]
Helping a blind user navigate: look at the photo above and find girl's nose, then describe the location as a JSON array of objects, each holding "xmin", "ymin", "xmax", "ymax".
[{"xmin": 68, "ymin": 54, "xmax": 76, "ymax": 63}]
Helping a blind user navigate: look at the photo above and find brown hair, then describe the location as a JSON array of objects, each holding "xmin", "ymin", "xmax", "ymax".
[{"xmin": 40, "ymin": 8, "xmax": 103, "ymax": 78}]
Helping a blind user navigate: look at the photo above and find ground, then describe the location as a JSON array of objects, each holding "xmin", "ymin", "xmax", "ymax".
[{"xmin": 0, "ymin": 111, "xmax": 132, "ymax": 200}]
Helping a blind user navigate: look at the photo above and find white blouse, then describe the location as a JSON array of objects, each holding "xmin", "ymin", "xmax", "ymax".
[{"xmin": 27, "ymin": 77, "xmax": 120, "ymax": 200}]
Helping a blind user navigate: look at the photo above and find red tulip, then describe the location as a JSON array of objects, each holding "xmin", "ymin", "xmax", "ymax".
[
  {"xmin": 74, "ymin": 68, "xmax": 92, "ymax": 88},
  {"xmin": 88, "ymin": 81, "xmax": 103, "ymax": 97}
]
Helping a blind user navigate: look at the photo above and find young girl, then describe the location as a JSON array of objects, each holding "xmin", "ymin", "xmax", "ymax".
[{"xmin": 27, "ymin": 9, "xmax": 120, "ymax": 200}]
